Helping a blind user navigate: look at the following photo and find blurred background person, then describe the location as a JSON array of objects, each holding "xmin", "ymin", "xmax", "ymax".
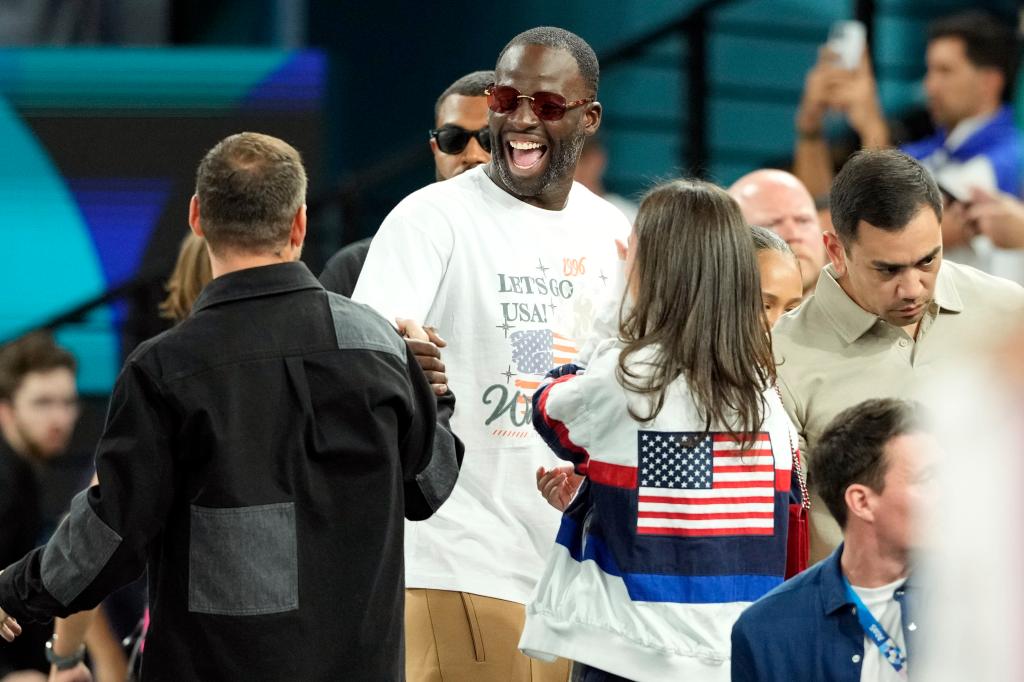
[
  {"xmin": 942, "ymin": 185, "xmax": 1024, "ymax": 285},
  {"xmin": 730, "ymin": 170, "xmax": 827, "ymax": 299},
  {"xmin": 319, "ymin": 69, "xmax": 494, "ymax": 298},
  {"xmin": 794, "ymin": 10, "xmax": 1021, "ymax": 200},
  {"xmin": 0, "ymin": 333, "xmax": 125, "ymax": 682},
  {"xmin": 914, "ymin": 324, "xmax": 1024, "ymax": 682},
  {"xmin": 573, "ymin": 135, "xmax": 638, "ymax": 223},
  {"xmin": 794, "ymin": 10, "xmax": 1024, "ymax": 281},
  {"xmin": 158, "ymin": 232, "xmax": 212, "ymax": 324}
]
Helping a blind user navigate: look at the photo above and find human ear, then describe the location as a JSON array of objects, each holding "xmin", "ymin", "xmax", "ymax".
[
  {"xmin": 582, "ymin": 101, "xmax": 602, "ymax": 136},
  {"xmin": 823, "ymin": 231, "xmax": 847, "ymax": 277}
]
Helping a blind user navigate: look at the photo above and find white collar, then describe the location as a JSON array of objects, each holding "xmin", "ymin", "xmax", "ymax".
[{"xmin": 944, "ymin": 110, "xmax": 998, "ymax": 151}]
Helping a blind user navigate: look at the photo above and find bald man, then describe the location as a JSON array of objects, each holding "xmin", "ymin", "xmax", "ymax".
[{"xmin": 730, "ymin": 169, "xmax": 828, "ymax": 297}]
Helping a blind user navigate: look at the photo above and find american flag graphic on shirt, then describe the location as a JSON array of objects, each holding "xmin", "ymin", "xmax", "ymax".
[
  {"xmin": 636, "ymin": 431, "xmax": 776, "ymax": 537},
  {"xmin": 509, "ymin": 329, "xmax": 578, "ymax": 397}
]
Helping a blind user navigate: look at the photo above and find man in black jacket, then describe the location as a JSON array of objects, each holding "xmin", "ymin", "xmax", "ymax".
[{"xmin": 0, "ymin": 132, "xmax": 462, "ymax": 681}]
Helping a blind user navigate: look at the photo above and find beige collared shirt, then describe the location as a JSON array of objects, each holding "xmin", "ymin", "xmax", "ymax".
[{"xmin": 774, "ymin": 260, "xmax": 1024, "ymax": 561}]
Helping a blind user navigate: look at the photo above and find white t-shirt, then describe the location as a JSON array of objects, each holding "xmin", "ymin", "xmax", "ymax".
[
  {"xmin": 352, "ymin": 166, "xmax": 631, "ymax": 603},
  {"xmin": 851, "ymin": 579, "xmax": 908, "ymax": 682}
]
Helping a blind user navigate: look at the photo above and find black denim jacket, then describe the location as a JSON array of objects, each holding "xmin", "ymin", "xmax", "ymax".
[{"xmin": 0, "ymin": 261, "xmax": 462, "ymax": 681}]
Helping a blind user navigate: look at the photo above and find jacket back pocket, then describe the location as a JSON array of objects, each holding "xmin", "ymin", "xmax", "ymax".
[{"xmin": 189, "ymin": 502, "xmax": 298, "ymax": 616}]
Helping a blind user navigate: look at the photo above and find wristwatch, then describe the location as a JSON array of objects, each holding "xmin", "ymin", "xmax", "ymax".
[{"xmin": 45, "ymin": 634, "xmax": 86, "ymax": 670}]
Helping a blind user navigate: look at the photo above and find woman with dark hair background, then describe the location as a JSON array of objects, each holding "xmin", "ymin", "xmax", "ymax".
[{"xmin": 750, "ymin": 226, "xmax": 803, "ymax": 330}]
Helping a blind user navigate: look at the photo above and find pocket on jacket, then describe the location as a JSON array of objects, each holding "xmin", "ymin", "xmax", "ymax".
[{"xmin": 188, "ymin": 502, "xmax": 298, "ymax": 616}]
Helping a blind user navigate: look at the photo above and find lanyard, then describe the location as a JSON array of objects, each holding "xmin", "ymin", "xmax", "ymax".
[{"xmin": 843, "ymin": 578, "xmax": 907, "ymax": 675}]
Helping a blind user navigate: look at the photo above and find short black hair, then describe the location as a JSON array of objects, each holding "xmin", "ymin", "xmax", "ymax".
[
  {"xmin": 830, "ymin": 149, "xmax": 942, "ymax": 243},
  {"xmin": 434, "ymin": 70, "xmax": 495, "ymax": 119},
  {"xmin": 929, "ymin": 10, "xmax": 1019, "ymax": 102},
  {"xmin": 496, "ymin": 26, "xmax": 599, "ymax": 95},
  {"xmin": 811, "ymin": 398, "xmax": 922, "ymax": 528}
]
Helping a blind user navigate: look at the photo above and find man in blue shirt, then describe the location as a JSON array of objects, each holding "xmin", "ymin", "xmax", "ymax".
[
  {"xmin": 731, "ymin": 398, "xmax": 933, "ymax": 681},
  {"xmin": 795, "ymin": 10, "xmax": 1022, "ymax": 201}
]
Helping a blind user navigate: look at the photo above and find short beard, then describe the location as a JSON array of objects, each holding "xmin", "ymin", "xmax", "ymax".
[
  {"xmin": 493, "ymin": 130, "xmax": 587, "ymax": 198},
  {"xmin": 12, "ymin": 418, "xmax": 67, "ymax": 460}
]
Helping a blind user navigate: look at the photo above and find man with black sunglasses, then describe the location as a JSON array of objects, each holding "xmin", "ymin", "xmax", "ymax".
[
  {"xmin": 353, "ymin": 26, "xmax": 631, "ymax": 682},
  {"xmin": 319, "ymin": 70, "xmax": 493, "ymax": 298},
  {"xmin": 429, "ymin": 69, "xmax": 494, "ymax": 183}
]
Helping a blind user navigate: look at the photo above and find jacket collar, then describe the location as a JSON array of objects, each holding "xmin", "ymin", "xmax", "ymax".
[
  {"xmin": 192, "ymin": 261, "xmax": 323, "ymax": 314},
  {"xmin": 821, "ymin": 544, "xmax": 852, "ymax": 615},
  {"xmin": 815, "ymin": 263, "xmax": 964, "ymax": 345}
]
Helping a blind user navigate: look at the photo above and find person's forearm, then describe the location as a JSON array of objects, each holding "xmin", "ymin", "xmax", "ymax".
[
  {"xmin": 793, "ymin": 135, "xmax": 834, "ymax": 199},
  {"xmin": 52, "ymin": 612, "xmax": 92, "ymax": 657},
  {"xmin": 82, "ymin": 607, "xmax": 127, "ymax": 682}
]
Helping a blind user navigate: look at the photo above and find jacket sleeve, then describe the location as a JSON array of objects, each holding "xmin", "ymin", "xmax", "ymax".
[
  {"xmin": 531, "ymin": 363, "xmax": 593, "ymax": 472},
  {"xmin": 0, "ymin": 358, "xmax": 176, "ymax": 623},
  {"xmin": 399, "ymin": 343, "xmax": 464, "ymax": 521}
]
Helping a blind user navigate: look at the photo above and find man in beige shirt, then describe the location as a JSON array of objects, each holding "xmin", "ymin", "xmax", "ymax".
[{"xmin": 774, "ymin": 148, "xmax": 1024, "ymax": 562}]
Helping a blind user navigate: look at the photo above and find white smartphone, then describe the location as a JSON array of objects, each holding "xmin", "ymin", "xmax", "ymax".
[{"xmin": 827, "ymin": 20, "xmax": 866, "ymax": 70}]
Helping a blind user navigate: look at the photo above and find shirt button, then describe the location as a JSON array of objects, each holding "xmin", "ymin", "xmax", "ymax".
[
  {"xmin": 852, "ymin": 654, "xmax": 862, "ymax": 663},
  {"xmin": 898, "ymin": 339, "xmax": 909, "ymax": 348},
  {"xmin": 908, "ymin": 623, "xmax": 917, "ymax": 631}
]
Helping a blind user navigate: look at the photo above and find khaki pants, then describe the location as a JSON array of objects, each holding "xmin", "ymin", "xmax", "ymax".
[{"xmin": 405, "ymin": 588, "xmax": 570, "ymax": 682}]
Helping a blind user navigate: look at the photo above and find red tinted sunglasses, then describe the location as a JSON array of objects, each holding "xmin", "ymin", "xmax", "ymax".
[{"xmin": 485, "ymin": 84, "xmax": 593, "ymax": 121}]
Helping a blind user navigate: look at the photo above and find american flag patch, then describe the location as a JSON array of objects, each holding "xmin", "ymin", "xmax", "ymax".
[{"xmin": 636, "ymin": 431, "xmax": 776, "ymax": 537}]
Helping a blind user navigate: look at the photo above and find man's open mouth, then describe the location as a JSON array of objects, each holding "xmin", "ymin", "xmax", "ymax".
[{"xmin": 508, "ymin": 140, "xmax": 548, "ymax": 169}]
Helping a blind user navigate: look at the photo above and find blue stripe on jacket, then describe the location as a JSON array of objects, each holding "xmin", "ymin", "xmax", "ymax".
[{"xmin": 555, "ymin": 497, "xmax": 785, "ymax": 605}]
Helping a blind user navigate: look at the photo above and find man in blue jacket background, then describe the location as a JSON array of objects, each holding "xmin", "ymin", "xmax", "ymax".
[{"xmin": 731, "ymin": 398, "xmax": 933, "ymax": 681}]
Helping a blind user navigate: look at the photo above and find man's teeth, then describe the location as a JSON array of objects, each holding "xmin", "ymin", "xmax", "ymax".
[{"xmin": 509, "ymin": 141, "xmax": 543, "ymax": 150}]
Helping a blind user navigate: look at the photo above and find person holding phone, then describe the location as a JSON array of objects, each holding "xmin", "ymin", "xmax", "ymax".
[{"xmin": 794, "ymin": 10, "xmax": 1022, "ymax": 215}]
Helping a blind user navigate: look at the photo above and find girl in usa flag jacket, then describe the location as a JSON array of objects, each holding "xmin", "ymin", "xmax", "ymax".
[{"xmin": 518, "ymin": 180, "xmax": 799, "ymax": 682}]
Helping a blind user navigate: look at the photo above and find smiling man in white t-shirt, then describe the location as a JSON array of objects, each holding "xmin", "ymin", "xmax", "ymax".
[{"xmin": 352, "ymin": 25, "xmax": 630, "ymax": 682}]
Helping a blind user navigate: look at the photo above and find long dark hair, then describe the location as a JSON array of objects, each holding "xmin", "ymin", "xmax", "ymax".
[{"xmin": 617, "ymin": 179, "xmax": 776, "ymax": 443}]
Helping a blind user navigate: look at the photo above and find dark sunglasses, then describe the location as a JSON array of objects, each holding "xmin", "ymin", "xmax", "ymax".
[
  {"xmin": 485, "ymin": 84, "xmax": 593, "ymax": 121},
  {"xmin": 429, "ymin": 125, "xmax": 492, "ymax": 154}
]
